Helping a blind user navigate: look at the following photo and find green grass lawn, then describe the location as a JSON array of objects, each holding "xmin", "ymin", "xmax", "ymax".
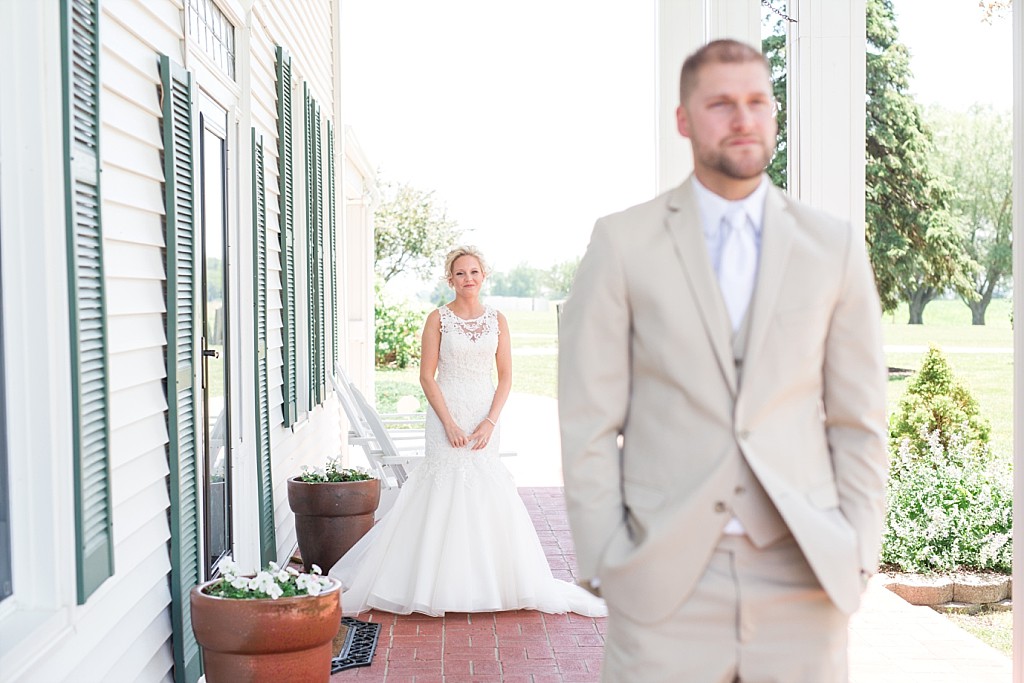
[
  {"xmin": 944, "ymin": 610, "xmax": 1012, "ymax": 656},
  {"xmin": 882, "ymin": 297, "xmax": 1012, "ymax": 331}
]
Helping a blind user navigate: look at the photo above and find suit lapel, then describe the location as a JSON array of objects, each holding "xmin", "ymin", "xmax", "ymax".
[
  {"xmin": 744, "ymin": 187, "xmax": 796, "ymax": 373},
  {"xmin": 664, "ymin": 180, "xmax": 738, "ymax": 395}
]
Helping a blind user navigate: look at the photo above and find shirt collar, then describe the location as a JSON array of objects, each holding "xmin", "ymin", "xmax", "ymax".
[{"xmin": 693, "ymin": 175, "xmax": 769, "ymax": 239}]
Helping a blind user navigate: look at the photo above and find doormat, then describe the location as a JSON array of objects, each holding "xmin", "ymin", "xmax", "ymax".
[{"xmin": 331, "ymin": 617, "xmax": 382, "ymax": 673}]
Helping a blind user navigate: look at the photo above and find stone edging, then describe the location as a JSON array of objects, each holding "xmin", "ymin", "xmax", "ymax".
[{"xmin": 880, "ymin": 573, "xmax": 1012, "ymax": 615}]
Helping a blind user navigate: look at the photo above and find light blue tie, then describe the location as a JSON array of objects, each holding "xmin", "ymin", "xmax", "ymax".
[{"xmin": 718, "ymin": 208, "xmax": 757, "ymax": 331}]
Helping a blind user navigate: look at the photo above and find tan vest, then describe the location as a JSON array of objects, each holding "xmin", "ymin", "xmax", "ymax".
[{"xmin": 728, "ymin": 312, "xmax": 790, "ymax": 548}]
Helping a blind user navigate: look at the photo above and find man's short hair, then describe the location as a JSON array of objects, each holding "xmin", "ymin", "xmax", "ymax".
[{"xmin": 679, "ymin": 39, "xmax": 770, "ymax": 104}]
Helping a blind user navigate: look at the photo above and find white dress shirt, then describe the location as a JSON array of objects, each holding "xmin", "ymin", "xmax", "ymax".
[
  {"xmin": 692, "ymin": 175, "xmax": 769, "ymax": 313},
  {"xmin": 692, "ymin": 175, "xmax": 769, "ymax": 536}
]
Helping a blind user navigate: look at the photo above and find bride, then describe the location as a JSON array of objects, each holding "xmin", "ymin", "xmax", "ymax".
[{"xmin": 329, "ymin": 246, "xmax": 606, "ymax": 618}]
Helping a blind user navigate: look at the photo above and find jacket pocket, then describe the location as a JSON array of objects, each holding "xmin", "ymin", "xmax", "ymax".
[{"xmin": 623, "ymin": 478, "xmax": 667, "ymax": 513}]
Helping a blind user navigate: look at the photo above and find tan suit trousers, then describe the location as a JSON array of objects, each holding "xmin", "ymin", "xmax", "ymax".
[{"xmin": 601, "ymin": 534, "xmax": 849, "ymax": 683}]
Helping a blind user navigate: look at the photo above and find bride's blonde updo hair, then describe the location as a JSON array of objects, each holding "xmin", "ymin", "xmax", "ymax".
[{"xmin": 444, "ymin": 245, "xmax": 488, "ymax": 282}]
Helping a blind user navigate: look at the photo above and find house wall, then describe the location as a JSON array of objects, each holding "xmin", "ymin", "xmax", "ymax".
[
  {"xmin": 342, "ymin": 127, "xmax": 377, "ymax": 425},
  {"xmin": 0, "ymin": 0, "xmax": 366, "ymax": 680}
]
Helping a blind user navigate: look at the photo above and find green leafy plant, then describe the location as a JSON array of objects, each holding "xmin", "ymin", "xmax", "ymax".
[
  {"xmin": 889, "ymin": 345, "xmax": 990, "ymax": 459},
  {"xmin": 202, "ymin": 556, "xmax": 333, "ymax": 599},
  {"xmin": 297, "ymin": 459, "xmax": 374, "ymax": 483},
  {"xmin": 375, "ymin": 285, "xmax": 423, "ymax": 369},
  {"xmin": 882, "ymin": 430, "xmax": 1011, "ymax": 573}
]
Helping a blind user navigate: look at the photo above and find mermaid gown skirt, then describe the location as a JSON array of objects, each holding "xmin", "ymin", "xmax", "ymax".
[{"xmin": 329, "ymin": 306, "xmax": 606, "ymax": 617}]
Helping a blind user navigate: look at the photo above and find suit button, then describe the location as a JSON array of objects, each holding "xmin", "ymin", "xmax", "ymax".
[
  {"xmin": 714, "ymin": 501, "xmax": 727, "ymax": 513},
  {"xmin": 734, "ymin": 486, "xmax": 746, "ymax": 495}
]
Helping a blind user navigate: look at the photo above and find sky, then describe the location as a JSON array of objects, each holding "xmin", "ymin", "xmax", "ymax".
[
  {"xmin": 340, "ymin": 1, "xmax": 1015, "ymax": 280},
  {"xmin": 892, "ymin": 0, "xmax": 1013, "ymax": 111},
  {"xmin": 340, "ymin": 0, "xmax": 657, "ymax": 276}
]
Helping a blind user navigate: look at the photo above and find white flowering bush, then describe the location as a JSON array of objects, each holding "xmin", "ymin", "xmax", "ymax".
[
  {"xmin": 882, "ymin": 429, "xmax": 1012, "ymax": 573},
  {"xmin": 202, "ymin": 556, "xmax": 334, "ymax": 600}
]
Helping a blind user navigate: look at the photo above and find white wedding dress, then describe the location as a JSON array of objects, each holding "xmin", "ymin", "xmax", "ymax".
[{"xmin": 329, "ymin": 305, "xmax": 607, "ymax": 618}]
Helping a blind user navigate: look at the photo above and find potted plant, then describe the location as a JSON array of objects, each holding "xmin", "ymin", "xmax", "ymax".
[
  {"xmin": 287, "ymin": 459, "xmax": 380, "ymax": 573},
  {"xmin": 190, "ymin": 557, "xmax": 341, "ymax": 683}
]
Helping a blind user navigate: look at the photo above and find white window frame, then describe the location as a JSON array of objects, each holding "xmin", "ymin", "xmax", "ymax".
[{"xmin": 0, "ymin": 1, "xmax": 80, "ymax": 676}]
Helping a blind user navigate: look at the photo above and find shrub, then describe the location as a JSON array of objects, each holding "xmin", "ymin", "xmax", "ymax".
[
  {"xmin": 375, "ymin": 287, "xmax": 423, "ymax": 369},
  {"xmin": 888, "ymin": 345, "xmax": 990, "ymax": 459},
  {"xmin": 882, "ymin": 430, "xmax": 1011, "ymax": 573}
]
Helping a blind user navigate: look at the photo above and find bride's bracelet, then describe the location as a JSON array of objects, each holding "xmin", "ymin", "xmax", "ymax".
[{"xmin": 484, "ymin": 417, "xmax": 497, "ymax": 427}]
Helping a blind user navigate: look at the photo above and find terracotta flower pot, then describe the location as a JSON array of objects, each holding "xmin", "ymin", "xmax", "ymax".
[
  {"xmin": 190, "ymin": 576, "xmax": 342, "ymax": 683},
  {"xmin": 287, "ymin": 476, "xmax": 381, "ymax": 573}
]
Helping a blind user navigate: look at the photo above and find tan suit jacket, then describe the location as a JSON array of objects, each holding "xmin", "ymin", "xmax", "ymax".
[{"xmin": 558, "ymin": 177, "xmax": 888, "ymax": 625}]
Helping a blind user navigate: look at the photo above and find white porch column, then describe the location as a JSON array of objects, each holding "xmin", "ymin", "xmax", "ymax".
[
  {"xmin": 656, "ymin": 0, "xmax": 707, "ymax": 193},
  {"xmin": 788, "ymin": 0, "xmax": 866, "ymax": 228},
  {"xmin": 707, "ymin": 0, "xmax": 761, "ymax": 43},
  {"xmin": 656, "ymin": 0, "xmax": 770, "ymax": 194},
  {"xmin": 1011, "ymin": 2, "xmax": 1023, "ymax": 681}
]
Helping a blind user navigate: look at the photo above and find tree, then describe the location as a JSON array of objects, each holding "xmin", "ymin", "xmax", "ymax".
[
  {"xmin": 979, "ymin": 1, "xmax": 1012, "ymax": 23},
  {"xmin": 865, "ymin": 0, "xmax": 975, "ymax": 323},
  {"xmin": 762, "ymin": 10, "xmax": 788, "ymax": 190},
  {"xmin": 374, "ymin": 181, "xmax": 461, "ymax": 284},
  {"xmin": 488, "ymin": 263, "xmax": 545, "ymax": 298},
  {"xmin": 927, "ymin": 105, "xmax": 1013, "ymax": 325},
  {"xmin": 889, "ymin": 345, "xmax": 990, "ymax": 459},
  {"xmin": 544, "ymin": 259, "xmax": 580, "ymax": 300}
]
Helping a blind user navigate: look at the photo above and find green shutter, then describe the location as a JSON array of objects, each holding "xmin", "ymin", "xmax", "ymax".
[
  {"xmin": 252, "ymin": 130, "xmax": 276, "ymax": 565},
  {"xmin": 276, "ymin": 47, "xmax": 297, "ymax": 426},
  {"xmin": 61, "ymin": 0, "xmax": 113, "ymax": 604},
  {"xmin": 327, "ymin": 122, "xmax": 338, "ymax": 375},
  {"xmin": 160, "ymin": 55, "xmax": 203, "ymax": 683},
  {"xmin": 304, "ymin": 86, "xmax": 317, "ymax": 408},
  {"xmin": 304, "ymin": 87, "xmax": 323, "ymax": 408},
  {"xmin": 314, "ymin": 105, "xmax": 326, "ymax": 404}
]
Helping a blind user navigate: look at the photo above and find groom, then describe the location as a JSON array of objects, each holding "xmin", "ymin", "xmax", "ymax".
[{"xmin": 558, "ymin": 39, "xmax": 888, "ymax": 682}]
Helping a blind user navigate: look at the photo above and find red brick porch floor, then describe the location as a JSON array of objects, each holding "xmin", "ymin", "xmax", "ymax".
[{"xmin": 329, "ymin": 486, "xmax": 1011, "ymax": 683}]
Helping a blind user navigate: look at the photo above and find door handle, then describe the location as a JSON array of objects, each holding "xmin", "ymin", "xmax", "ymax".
[{"xmin": 203, "ymin": 349, "xmax": 221, "ymax": 359}]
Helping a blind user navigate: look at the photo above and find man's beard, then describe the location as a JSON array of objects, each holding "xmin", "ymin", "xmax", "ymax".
[{"xmin": 699, "ymin": 140, "xmax": 772, "ymax": 180}]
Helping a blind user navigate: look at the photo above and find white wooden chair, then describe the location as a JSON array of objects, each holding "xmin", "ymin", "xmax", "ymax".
[{"xmin": 349, "ymin": 385, "xmax": 426, "ymax": 487}]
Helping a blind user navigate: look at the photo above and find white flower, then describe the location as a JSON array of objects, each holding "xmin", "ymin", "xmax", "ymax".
[
  {"xmin": 207, "ymin": 555, "xmax": 334, "ymax": 600},
  {"xmin": 221, "ymin": 556, "xmax": 242, "ymax": 579}
]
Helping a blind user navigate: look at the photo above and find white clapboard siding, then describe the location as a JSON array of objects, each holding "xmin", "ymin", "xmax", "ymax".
[
  {"xmin": 251, "ymin": 16, "xmax": 287, "ymax": 432},
  {"xmin": 103, "ymin": 201, "xmax": 166, "ymax": 247},
  {"xmin": 252, "ymin": 0, "xmax": 345, "ymax": 566},
  {"xmin": 105, "ymin": 239, "xmax": 167, "ymax": 281},
  {"xmin": 258, "ymin": 0, "xmax": 335, "ymax": 101},
  {"xmin": 107, "ymin": 313, "xmax": 167, "ymax": 354},
  {"xmin": 17, "ymin": 1, "xmax": 190, "ymax": 680},
  {"xmin": 6, "ymin": 1, "xmax": 355, "ymax": 679},
  {"xmin": 28, "ymin": 547, "xmax": 173, "ymax": 681}
]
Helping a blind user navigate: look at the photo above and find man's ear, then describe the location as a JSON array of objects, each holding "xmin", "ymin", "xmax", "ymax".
[{"xmin": 676, "ymin": 105, "xmax": 691, "ymax": 139}]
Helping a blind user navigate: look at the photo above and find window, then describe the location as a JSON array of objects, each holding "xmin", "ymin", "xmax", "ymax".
[{"xmin": 186, "ymin": 0, "xmax": 236, "ymax": 80}]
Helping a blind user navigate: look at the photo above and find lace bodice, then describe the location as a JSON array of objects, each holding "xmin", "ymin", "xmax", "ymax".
[
  {"xmin": 420, "ymin": 305, "xmax": 502, "ymax": 482},
  {"xmin": 435, "ymin": 305, "xmax": 500, "ymax": 387}
]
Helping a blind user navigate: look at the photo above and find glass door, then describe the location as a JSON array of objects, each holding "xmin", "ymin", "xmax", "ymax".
[{"xmin": 198, "ymin": 92, "xmax": 231, "ymax": 577}]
